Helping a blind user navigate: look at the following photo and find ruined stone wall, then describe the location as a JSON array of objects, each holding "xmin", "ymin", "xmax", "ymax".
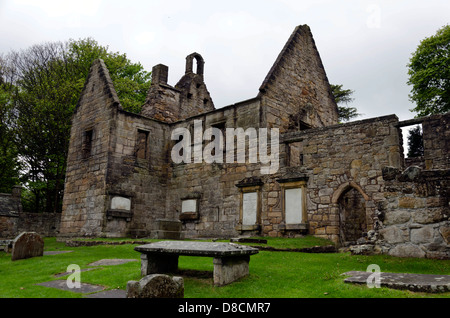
[
  {"xmin": 279, "ymin": 115, "xmax": 403, "ymax": 243},
  {"xmin": 379, "ymin": 167, "xmax": 449, "ymax": 259},
  {"xmin": 259, "ymin": 25, "xmax": 339, "ymax": 133},
  {"xmin": 175, "ymin": 53, "xmax": 215, "ymax": 120},
  {"xmin": 165, "ymin": 112, "xmax": 407, "ymax": 241},
  {"xmin": 0, "ymin": 187, "xmax": 22, "ymax": 216},
  {"xmin": 422, "ymin": 112, "xmax": 449, "ymax": 170},
  {"xmin": 140, "ymin": 53, "xmax": 215, "ymax": 124},
  {"xmin": 0, "ymin": 212, "xmax": 18, "ymax": 238},
  {"xmin": 104, "ymin": 110, "xmax": 170, "ymax": 238},
  {"xmin": 16, "ymin": 212, "xmax": 61, "ymax": 237},
  {"xmin": 167, "ymin": 98, "xmax": 264, "ymax": 238},
  {"xmin": 2, "ymin": 187, "xmax": 60, "ymax": 238},
  {"xmin": 60, "ymin": 59, "xmax": 120, "ymax": 237},
  {"xmin": 142, "ymin": 83, "xmax": 181, "ymax": 123},
  {"xmin": 1, "ymin": 212, "xmax": 60, "ymax": 239}
]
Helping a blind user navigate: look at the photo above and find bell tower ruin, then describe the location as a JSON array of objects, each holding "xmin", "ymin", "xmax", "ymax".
[{"xmin": 140, "ymin": 52, "xmax": 214, "ymax": 123}]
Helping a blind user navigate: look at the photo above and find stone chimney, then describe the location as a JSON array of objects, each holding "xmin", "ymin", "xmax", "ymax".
[{"xmin": 152, "ymin": 64, "xmax": 169, "ymax": 85}]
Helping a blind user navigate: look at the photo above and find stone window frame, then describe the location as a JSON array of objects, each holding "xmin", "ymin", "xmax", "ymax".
[
  {"xmin": 277, "ymin": 176, "xmax": 308, "ymax": 232},
  {"xmin": 135, "ymin": 128, "xmax": 150, "ymax": 161},
  {"xmin": 235, "ymin": 178, "xmax": 263, "ymax": 233},
  {"xmin": 185, "ymin": 52, "xmax": 205, "ymax": 77}
]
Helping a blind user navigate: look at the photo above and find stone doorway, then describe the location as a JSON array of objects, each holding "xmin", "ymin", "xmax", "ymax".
[{"xmin": 337, "ymin": 187, "xmax": 367, "ymax": 246}]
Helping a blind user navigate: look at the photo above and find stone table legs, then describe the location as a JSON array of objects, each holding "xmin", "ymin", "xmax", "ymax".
[
  {"xmin": 140, "ymin": 253, "xmax": 179, "ymax": 276},
  {"xmin": 213, "ymin": 255, "xmax": 250, "ymax": 286},
  {"xmin": 140, "ymin": 253, "xmax": 251, "ymax": 286}
]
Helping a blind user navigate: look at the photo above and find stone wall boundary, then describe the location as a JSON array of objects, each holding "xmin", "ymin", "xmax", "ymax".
[
  {"xmin": 376, "ymin": 166, "xmax": 449, "ymax": 259},
  {"xmin": 0, "ymin": 212, "xmax": 61, "ymax": 239}
]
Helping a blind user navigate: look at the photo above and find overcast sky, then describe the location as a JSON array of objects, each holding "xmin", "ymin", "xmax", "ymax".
[{"xmin": 0, "ymin": 0, "xmax": 449, "ymax": 123}]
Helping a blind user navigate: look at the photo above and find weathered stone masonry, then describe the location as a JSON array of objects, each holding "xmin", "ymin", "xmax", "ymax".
[
  {"xmin": 1, "ymin": 186, "xmax": 60, "ymax": 238},
  {"xmin": 279, "ymin": 115, "xmax": 403, "ymax": 243},
  {"xmin": 58, "ymin": 25, "xmax": 449, "ymax": 259}
]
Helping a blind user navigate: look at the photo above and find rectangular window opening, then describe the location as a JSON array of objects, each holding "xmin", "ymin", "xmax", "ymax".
[
  {"xmin": 136, "ymin": 130, "xmax": 149, "ymax": 160},
  {"xmin": 210, "ymin": 122, "xmax": 226, "ymax": 157},
  {"xmin": 82, "ymin": 129, "xmax": 93, "ymax": 159},
  {"xmin": 299, "ymin": 121, "xmax": 312, "ymax": 131}
]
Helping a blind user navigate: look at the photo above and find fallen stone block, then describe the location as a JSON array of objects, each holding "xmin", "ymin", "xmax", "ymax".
[
  {"xmin": 349, "ymin": 244, "xmax": 375, "ymax": 255},
  {"xmin": 230, "ymin": 238, "xmax": 268, "ymax": 244},
  {"xmin": 88, "ymin": 259, "xmax": 138, "ymax": 266},
  {"xmin": 126, "ymin": 274, "xmax": 184, "ymax": 298}
]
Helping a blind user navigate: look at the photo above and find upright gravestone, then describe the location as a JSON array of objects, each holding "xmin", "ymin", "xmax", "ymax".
[{"xmin": 11, "ymin": 232, "xmax": 44, "ymax": 261}]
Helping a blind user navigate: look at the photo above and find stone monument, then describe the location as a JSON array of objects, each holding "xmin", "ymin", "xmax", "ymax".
[
  {"xmin": 126, "ymin": 274, "xmax": 184, "ymax": 298},
  {"xmin": 11, "ymin": 232, "xmax": 44, "ymax": 261}
]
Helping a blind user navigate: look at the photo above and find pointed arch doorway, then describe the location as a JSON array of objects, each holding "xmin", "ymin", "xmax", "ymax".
[{"xmin": 332, "ymin": 182, "xmax": 369, "ymax": 246}]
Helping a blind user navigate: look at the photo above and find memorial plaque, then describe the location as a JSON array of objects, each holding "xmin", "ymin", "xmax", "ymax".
[
  {"xmin": 181, "ymin": 199, "xmax": 197, "ymax": 213},
  {"xmin": 242, "ymin": 192, "xmax": 257, "ymax": 225},
  {"xmin": 285, "ymin": 188, "xmax": 303, "ymax": 224},
  {"xmin": 111, "ymin": 196, "xmax": 131, "ymax": 211}
]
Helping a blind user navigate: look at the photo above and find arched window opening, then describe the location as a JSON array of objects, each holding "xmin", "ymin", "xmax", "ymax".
[{"xmin": 185, "ymin": 53, "xmax": 205, "ymax": 77}]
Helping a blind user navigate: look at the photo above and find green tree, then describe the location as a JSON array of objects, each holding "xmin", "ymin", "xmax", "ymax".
[
  {"xmin": 406, "ymin": 125, "xmax": 424, "ymax": 158},
  {"xmin": 330, "ymin": 84, "xmax": 361, "ymax": 122},
  {"xmin": 3, "ymin": 38, "xmax": 151, "ymax": 212},
  {"xmin": 67, "ymin": 38, "xmax": 151, "ymax": 113},
  {"xmin": 407, "ymin": 25, "xmax": 450, "ymax": 117},
  {"xmin": 0, "ymin": 58, "xmax": 21, "ymax": 193}
]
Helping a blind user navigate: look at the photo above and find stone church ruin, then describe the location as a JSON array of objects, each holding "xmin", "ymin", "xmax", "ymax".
[{"xmin": 55, "ymin": 25, "xmax": 448, "ymax": 259}]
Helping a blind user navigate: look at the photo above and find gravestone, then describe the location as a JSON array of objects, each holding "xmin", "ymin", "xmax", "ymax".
[
  {"xmin": 11, "ymin": 232, "xmax": 44, "ymax": 261},
  {"xmin": 126, "ymin": 274, "xmax": 184, "ymax": 298}
]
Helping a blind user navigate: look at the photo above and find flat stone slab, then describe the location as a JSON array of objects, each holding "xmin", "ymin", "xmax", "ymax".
[
  {"xmin": 343, "ymin": 271, "xmax": 450, "ymax": 293},
  {"xmin": 85, "ymin": 289, "xmax": 126, "ymax": 298},
  {"xmin": 44, "ymin": 250, "xmax": 73, "ymax": 255},
  {"xmin": 88, "ymin": 259, "xmax": 138, "ymax": 266},
  {"xmin": 54, "ymin": 267, "xmax": 98, "ymax": 278},
  {"xmin": 135, "ymin": 241, "xmax": 259, "ymax": 257},
  {"xmin": 230, "ymin": 238, "xmax": 268, "ymax": 244},
  {"xmin": 36, "ymin": 280, "xmax": 105, "ymax": 294}
]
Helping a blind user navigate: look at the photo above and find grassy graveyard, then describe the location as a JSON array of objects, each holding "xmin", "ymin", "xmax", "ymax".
[{"xmin": 0, "ymin": 236, "xmax": 449, "ymax": 298}]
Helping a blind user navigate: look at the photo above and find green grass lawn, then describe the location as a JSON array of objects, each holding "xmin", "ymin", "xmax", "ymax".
[{"xmin": 0, "ymin": 237, "xmax": 449, "ymax": 298}]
